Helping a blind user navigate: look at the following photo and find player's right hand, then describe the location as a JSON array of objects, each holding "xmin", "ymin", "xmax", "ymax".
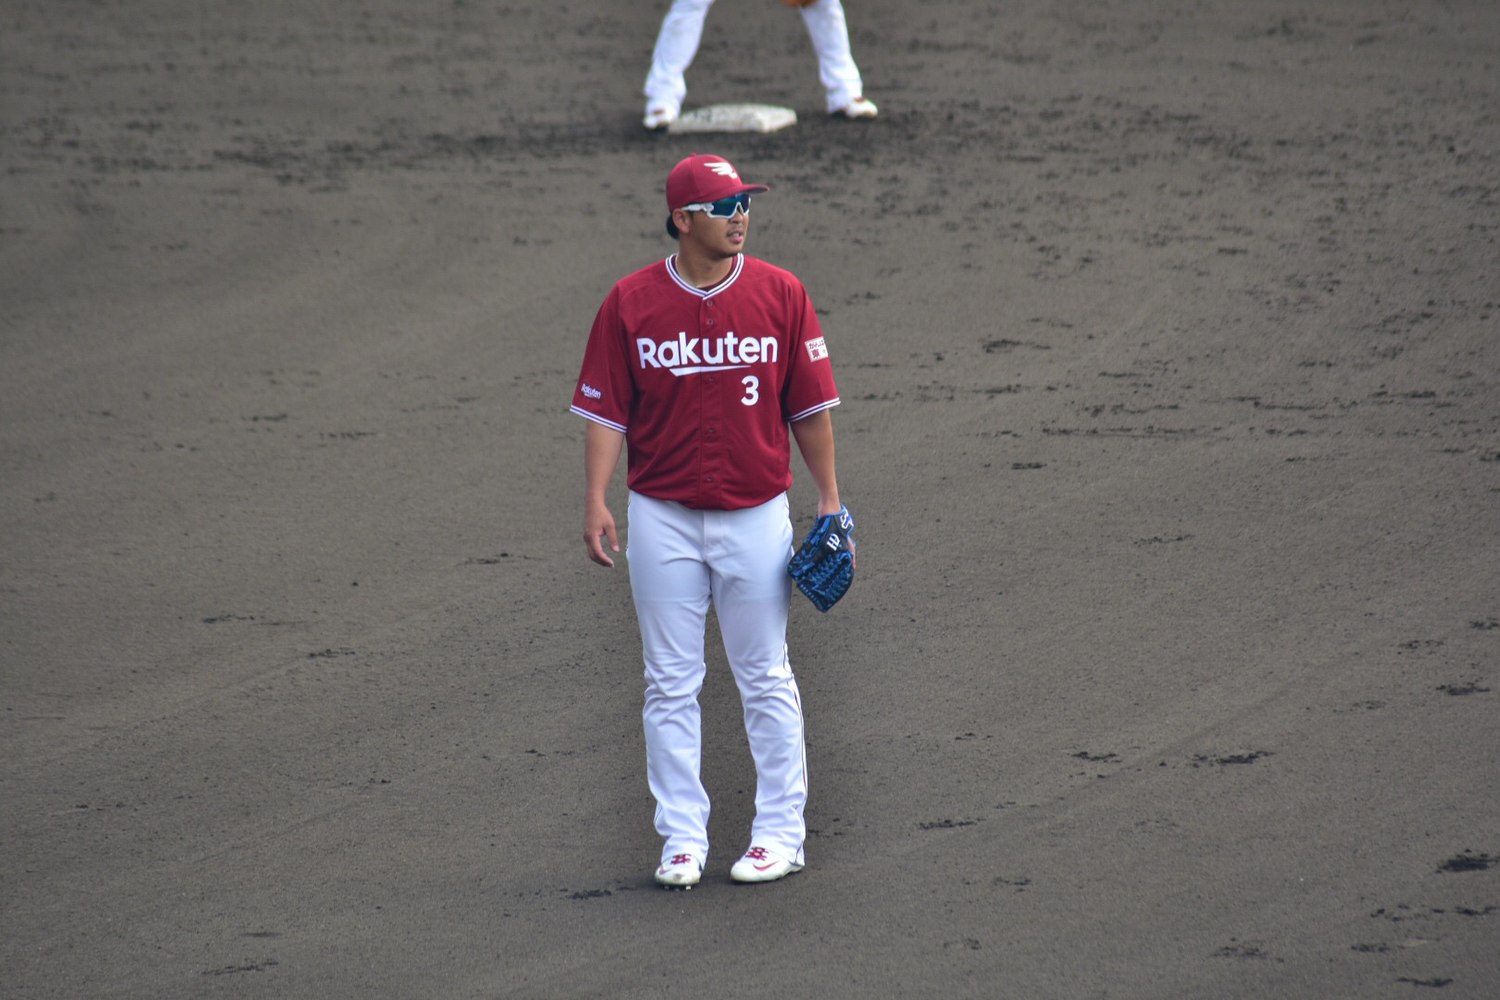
[{"xmin": 584, "ymin": 504, "xmax": 619, "ymax": 568}]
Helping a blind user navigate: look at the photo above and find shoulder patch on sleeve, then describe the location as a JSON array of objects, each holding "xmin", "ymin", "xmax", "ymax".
[{"xmin": 805, "ymin": 336, "xmax": 828, "ymax": 363}]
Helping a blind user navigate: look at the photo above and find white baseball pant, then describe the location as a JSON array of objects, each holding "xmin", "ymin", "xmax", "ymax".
[
  {"xmin": 644, "ymin": 0, "xmax": 866, "ymax": 116},
  {"xmin": 626, "ymin": 490, "xmax": 808, "ymax": 868}
]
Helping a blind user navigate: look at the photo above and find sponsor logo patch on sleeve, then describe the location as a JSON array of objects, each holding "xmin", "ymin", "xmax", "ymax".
[
  {"xmin": 805, "ymin": 336, "xmax": 829, "ymax": 363},
  {"xmin": 581, "ymin": 383, "xmax": 603, "ymax": 400}
]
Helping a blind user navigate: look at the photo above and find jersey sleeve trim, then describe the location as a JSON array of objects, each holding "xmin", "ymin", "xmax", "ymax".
[
  {"xmin": 570, "ymin": 405, "xmax": 627, "ymax": 434},
  {"xmin": 787, "ymin": 397, "xmax": 840, "ymax": 423}
]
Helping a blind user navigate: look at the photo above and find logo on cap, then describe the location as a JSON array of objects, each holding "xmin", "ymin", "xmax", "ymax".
[{"xmin": 705, "ymin": 161, "xmax": 739, "ymax": 179}]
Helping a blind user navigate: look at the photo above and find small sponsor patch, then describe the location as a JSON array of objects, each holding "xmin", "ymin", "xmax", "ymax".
[
  {"xmin": 805, "ymin": 336, "xmax": 828, "ymax": 363},
  {"xmin": 581, "ymin": 383, "xmax": 603, "ymax": 400}
]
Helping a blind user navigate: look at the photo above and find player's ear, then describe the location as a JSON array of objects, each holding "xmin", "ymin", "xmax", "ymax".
[{"xmin": 670, "ymin": 208, "xmax": 692, "ymax": 238}]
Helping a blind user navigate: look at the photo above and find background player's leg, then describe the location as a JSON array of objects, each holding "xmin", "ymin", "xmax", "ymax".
[
  {"xmin": 643, "ymin": 0, "xmax": 716, "ymax": 125},
  {"xmin": 627, "ymin": 492, "xmax": 713, "ymax": 866},
  {"xmin": 797, "ymin": 0, "xmax": 866, "ymax": 114},
  {"xmin": 707, "ymin": 494, "xmax": 807, "ymax": 866}
]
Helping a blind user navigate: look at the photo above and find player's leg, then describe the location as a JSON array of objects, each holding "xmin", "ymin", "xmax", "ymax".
[
  {"xmin": 627, "ymin": 492, "xmax": 713, "ymax": 872},
  {"xmin": 706, "ymin": 494, "xmax": 807, "ymax": 869},
  {"xmin": 797, "ymin": 0, "xmax": 875, "ymax": 117},
  {"xmin": 643, "ymin": 0, "xmax": 716, "ymax": 128}
]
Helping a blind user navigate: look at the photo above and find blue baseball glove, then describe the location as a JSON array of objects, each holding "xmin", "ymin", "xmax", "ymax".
[{"xmin": 788, "ymin": 505, "xmax": 855, "ymax": 612}]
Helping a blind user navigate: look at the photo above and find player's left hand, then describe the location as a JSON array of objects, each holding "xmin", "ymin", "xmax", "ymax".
[{"xmin": 788, "ymin": 505, "xmax": 855, "ymax": 612}]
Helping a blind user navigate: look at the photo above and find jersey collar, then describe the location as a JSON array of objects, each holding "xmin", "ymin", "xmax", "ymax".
[{"xmin": 666, "ymin": 253, "xmax": 744, "ymax": 299}]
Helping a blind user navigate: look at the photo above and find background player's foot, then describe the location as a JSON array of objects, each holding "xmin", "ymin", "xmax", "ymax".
[
  {"xmin": 729, "ymin": 846, "xmax": 803, "ymax": 883},
  {"xmin": 833, "ymin": 97, "xmax": 878, "ymax": 120},
  {"xmin": 643, "ymin": 105, "xmax": 679, "ymax": 130},
  {"xmin": 654, "ymin": 853, "xmax": 701, "ymax": 888}
]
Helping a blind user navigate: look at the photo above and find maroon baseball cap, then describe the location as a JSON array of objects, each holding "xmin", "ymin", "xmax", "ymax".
[{"xmin": 665, "ymin": 154, "xmax": 770, "ymax": 237}]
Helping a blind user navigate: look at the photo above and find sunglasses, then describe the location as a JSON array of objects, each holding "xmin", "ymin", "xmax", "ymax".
[{"xmin": 681, "ymin": 192, "xmax": 751, "ymax": 219}]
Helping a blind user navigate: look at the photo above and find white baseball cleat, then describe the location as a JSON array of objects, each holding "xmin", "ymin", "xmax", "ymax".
[
  {"xmin": 654, "ymin": 853, "xmax": 702, "ymax": 888},
  {"xmin": 729, "ymin": 846, "xmax": 804, "ymax": 883},
  {"xmin": 643, "ymin": 105, "xmax": 679, "ymax": 130},
  {"xmin": 834, "ymin": 97, "xmax": 878, "ymax": 120}
]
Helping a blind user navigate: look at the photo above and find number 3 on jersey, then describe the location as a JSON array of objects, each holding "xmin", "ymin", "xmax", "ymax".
[{"xmin": 741, "ymin": 375, "xmax": 760, "ymax": 406}]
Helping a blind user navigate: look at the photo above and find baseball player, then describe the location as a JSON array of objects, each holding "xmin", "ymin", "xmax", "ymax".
[
  {"xmin": 643, "ymin": 0, "xmax": 878, "ymax": 130},
  {"xmin": 572, "ymin": 154, "xmax": 847, "ymax": 887}
]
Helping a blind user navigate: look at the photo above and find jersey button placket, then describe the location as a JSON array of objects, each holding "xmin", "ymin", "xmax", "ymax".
[{"xmin": 700, "ymin": 298, "xmax": 724, "ymax": 507}]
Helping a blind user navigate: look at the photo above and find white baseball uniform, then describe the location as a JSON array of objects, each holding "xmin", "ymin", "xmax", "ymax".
[
  {"xmin": 644, "ymin": 0, "xmax": 868, "ymax": 117},
  {"xmin": 571, "ymin": 251, "xmax": 840, "ymax": 868}
]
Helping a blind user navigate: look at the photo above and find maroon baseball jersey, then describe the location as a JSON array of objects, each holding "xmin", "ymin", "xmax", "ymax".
[{"xmin": 571, "ymin": 253, "xmax": 840, "ymax": 510}]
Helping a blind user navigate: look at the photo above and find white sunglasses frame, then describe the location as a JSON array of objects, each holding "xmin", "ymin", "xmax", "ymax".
[{"xmin": 680, "ymin": 193, "xmax": 752, "ymax": 219}]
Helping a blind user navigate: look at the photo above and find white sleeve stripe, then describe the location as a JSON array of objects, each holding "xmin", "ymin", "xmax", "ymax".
[
  {"xmin": 787, "ymin": 397, "xmax": 840, "ymax": 423},
  {"xmin": 570, "ymin": 406, "xmax": 627, "ymax": 433}
]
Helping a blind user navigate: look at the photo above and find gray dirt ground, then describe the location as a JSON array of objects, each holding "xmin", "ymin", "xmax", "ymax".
[{"xmin": 2, "ymin": 1, "xmax": 1497, "ymax": 997}]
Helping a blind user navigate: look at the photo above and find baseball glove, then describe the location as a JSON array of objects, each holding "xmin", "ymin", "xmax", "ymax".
[{"xmin": 788, "ymin": 505, "xmax": 855, "ymax": 612}]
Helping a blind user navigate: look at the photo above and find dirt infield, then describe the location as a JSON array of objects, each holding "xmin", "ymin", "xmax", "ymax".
[{"xmin": 3, "ymin": 1, "xmax": 1497, "ymax": 997}]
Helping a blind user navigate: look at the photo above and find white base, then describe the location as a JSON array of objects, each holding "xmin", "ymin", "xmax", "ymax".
[{"xmin": 668, "ymin": 103, "xmax": 797, "ymax": 135}]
